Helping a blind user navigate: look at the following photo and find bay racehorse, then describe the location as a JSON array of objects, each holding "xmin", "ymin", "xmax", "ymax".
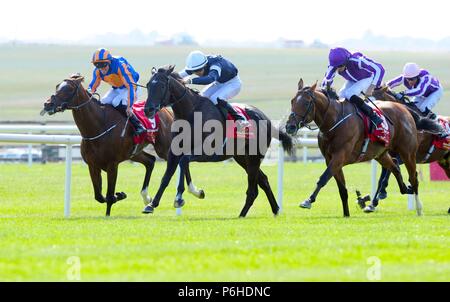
[
  {"xmin": 41, "ymin": 74, "xmax": 204, "ymax": 216},
  {"xmin": 286, "ymin": 79, "xmax": 425, "ymax": 217},
  {"xmin": 358, "ymin": 86, "xmax": 450, "ymax": 212},
  {"xmin": 142, "ymin": 66, "xmax": 293, "ymax": 217}
]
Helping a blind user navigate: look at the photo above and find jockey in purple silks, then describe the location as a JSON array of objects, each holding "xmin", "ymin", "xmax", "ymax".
[
  {"xmin": 321, "ymin": 47, "xmax": 384, "ymax": 127},
  {"xmin": 387, "ymin": 63, "xmax": 444, "ymax": 119}
]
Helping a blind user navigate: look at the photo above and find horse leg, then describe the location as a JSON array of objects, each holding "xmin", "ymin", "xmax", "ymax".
[
  {"xmin": 105, "ymin": 163, "xmax": 122, "ymax": 217},
  {"xmin": 334, "ymin": 169, "xmax": 350, "ymax": 217},
  {"xmin": 235, "ymin": 157, "xmax": 279, "ymax": 216},
  {"xmin": 237, "ymin": 156, "xmax": 261, "ymax": 218},
  {"xmin": 401, "ymin": 154, "xmax": 422, "ymax": 216},
  {"xmin": 173, "ymin": 155, "xmax": 189, "ymax": 208},
  {"xmin": 376, "ymin": 153, "xmax": 411, "ymax": 196},
  {"xmin": 142, "ymin": 150, "xmax": 181, "ymax": 213},
  {"xmin": 131, "ymin": 152, "xmax": 156, "ymax": 205},
  {"xmin": 378, "ymin": 168, "xmax": 391, "ymax": 200},
  {"xmin": 88, "ymin": 164, "xmax": 105, "ymax": 204},
  {"xmin": 257, "ymin": 169, "xmax": 280, "ymax": 216},
  {"xmin": 300, "ymin": 154, "xmax": 344, "ymax": 210},
  {"xmin": 185, "ymin": 163, "xmax": 205, "ymax": 199}
]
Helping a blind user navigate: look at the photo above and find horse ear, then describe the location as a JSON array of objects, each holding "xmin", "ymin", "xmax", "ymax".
[
  {"xmin": 151, "ymin": 67, "xmax": 157, "ymax": 75},
  {"xmin": 298, "ymin": 78, "xmax": 304, "ymax": 90},
  {"xmin": 70, "ymin": 73, "xmax": 85, "ymax": 83},
  {"xmin": 167, "ymin": 65, "xmax": 175, "ymax": 74},
  {"xmin": 310, "ymin": 81, "xmax": 318, "ymax": 91}
]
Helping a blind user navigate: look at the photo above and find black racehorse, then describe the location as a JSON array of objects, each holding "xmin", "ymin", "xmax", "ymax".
[{"xmin": 142, "ymin": 65, "xmax": 293, "ymax": 217}]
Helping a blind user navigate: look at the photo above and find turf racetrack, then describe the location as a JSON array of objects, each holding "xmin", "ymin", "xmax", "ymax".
[{"xmin": 0, "ymin": 161, "xmax": 448, "ymax": 281}]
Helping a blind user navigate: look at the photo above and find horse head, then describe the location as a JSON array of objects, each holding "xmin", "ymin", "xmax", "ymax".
[
  {"xmin": 286, "ymin": 78, "xmax": 318, "ymax": 135},
  {"xmin": 144, "ymin": 65, "xmax": 181, "ymax": 118},
  {"xmin": 41, "ymin": 73, "xmax": 85, "ymax": 116}
]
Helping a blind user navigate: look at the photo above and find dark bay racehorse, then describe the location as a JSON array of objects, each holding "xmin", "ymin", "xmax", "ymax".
[
  {"xmin": 142, "ymin": 66, "xmax": 293, "ymax": 217},
  {"xmin": 359, "ymin": 86, "xmax": 450, "ymax": 212},
  {"xmin": 41, "ymin": 74, "xmax": 204, "ymax": 216},
  {"xmin": 286, "ymin": 79, "xmax": 424, "ymax": 217}
]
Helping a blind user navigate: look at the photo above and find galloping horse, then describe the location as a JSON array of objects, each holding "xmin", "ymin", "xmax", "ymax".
[
  {"xmin": 359, "ymin": 86, "xmax": 450, "ymax": 211},
  {"xmin": 286, "ymin": 79, "xmax": 424, "ymax": 217},
  {"xmin": 142, "ymin": 66, "xmax": 293, "ymax": 217},
  {"xmin": 41, "ymin": 74, "xmax": 204, "ymax": 216}
]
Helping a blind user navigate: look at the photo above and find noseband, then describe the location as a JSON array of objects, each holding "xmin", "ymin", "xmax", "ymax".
[
  {"xmin": 51, "ymin": 80, "xmax": 97, "ymax": 112},
  {"xmin": 290, "ymin": 90, "xmax": 317, "ymax": 130}
]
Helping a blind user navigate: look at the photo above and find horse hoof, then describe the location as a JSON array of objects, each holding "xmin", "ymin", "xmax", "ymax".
[
  {"xmin": 299, "ymin": 200, "xmax": 312, "ymax": 209},
  {"xmin": 363, "ymin": 205, "xmax": 376, "ymax": 213},
  {"xmin": 115, "ymin": 192, "xmax": 127, "ymax": 201},
  {"xmin": 142, "ymin": 205, "xmax": 154, "ymax": 214},
  {"xmin": 199, "ymin": 190, "xmax": 205, "ymax": 199},
  {"xmin": 378, "ymin": 191, "xmax": 387, "ymax": 200},
  {"xmin": 174, "ymin": 199, "xmax": 185, "ymax": 208}
]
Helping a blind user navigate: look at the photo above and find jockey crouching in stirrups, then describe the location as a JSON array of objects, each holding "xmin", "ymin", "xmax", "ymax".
[
  {"xmin": 89, "ymin": 48, "xmax": 146, "ymax": 136},
  {"xmin": 321, "ymin": 47, "xmax": 384, "ymax": 129},
  {"xmin": 178, "ymin": 50, "xmax": 250, "ymax": 129}
]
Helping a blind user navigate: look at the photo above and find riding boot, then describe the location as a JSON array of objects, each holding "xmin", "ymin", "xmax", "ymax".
[
  {"xmin": 423, "ymin": 109, "xmax": 448, "ymax": 139},
  {"xmin": 116, "ymin": 105, "xmax": 146, "ymax": 136},
  {"xmin": 349, "ymin": 95, "xmax": 383, "ymax": 127},
  {"xmin": 216, "ymin": 98, "xmax": 250, "ymax": 129},
  {"xmin": 129, "ymin": 113, "xmax": 147, "ymax": 136}
]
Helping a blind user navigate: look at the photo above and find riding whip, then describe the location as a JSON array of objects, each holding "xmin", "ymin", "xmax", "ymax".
[
  {"xmin": 121, "ymin": 117, "xmax": 130, "ymax": 138},
  {"xmin": 361, "ymin": 92, "xmax": 394, "ymax": 125}
]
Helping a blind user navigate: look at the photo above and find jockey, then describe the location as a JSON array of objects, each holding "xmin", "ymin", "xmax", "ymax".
[
  {"xmin": 88, "ymin": 48, "xmax": 146, "ymax": 136},
  {"xmin": 387, "ymin": 63, "xmax": 444, "ymax": 119},
  {"xmin": 321, "ymin": 47, "xmax": 384, "ymax": 127},
  {"xmin": 178, "ymin": 50, "xmax": 250, "ymax": 128}
]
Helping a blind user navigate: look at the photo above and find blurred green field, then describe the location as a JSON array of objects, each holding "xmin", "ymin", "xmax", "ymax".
[
  {"xmin": 0, "ymin": 161, "xmax": 448, "ymax": 281},
  {"xmin": 1, "ymin": 45, "xmax": 450, "ymax": 121}
]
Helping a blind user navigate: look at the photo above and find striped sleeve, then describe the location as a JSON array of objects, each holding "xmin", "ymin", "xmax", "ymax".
[
  {"xmin": 321, "ymin": 65, "xmax": 337, "ymax": 88},
  {"xmin": 404, "ymin": 75, "xmax": 432, "ymax": 97},
  {"xmin": 359, "ymin": 56, "xmax": 385, "ymax": 87},
  {"xmin": 118, "ymin": 63, "xmax": 136, "ymax": 106},
  {"xmin": 386, "ymin": 75, "xmax": 403, "ymax": 89},
  {"xmin": 88, "ymin": 69, "xmax": 102, "ymax": 92}
]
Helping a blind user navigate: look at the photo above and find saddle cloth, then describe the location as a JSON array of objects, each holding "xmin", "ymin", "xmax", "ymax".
[
  {"xmin": 432, "ymin": 117, "xmax": 450, "ymax": 150},
  {"xmin": 362, "ymin": 105, "xmax": 390, "ymax": 147},
  {"xmin": 132, "ymin": 100, "xmax": 159, "ymax": 145},
  {"xmin": 225, "ymin": 104, "xmax": 256, "ymax": 139}
]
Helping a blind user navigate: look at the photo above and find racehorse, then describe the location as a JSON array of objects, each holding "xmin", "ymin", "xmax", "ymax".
[
  {"xmin": 41, "ymin": 74, "xmax": 204, "ymax": 216},
  {"xmin": 286, "ymin": 79, "xmax": 426, "ymax": 217},
  {"xmin": 358, "ymin": 86, "xmax": 450, "ymax": 211},
  {"xmin": 142, "ymin": 65, "xmax": 293, "ymax": 217}
]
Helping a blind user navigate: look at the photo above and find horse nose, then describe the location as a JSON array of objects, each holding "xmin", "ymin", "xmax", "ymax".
[{"xmin": 286, "ymin": 124, "xmax": 297, "ymax": 135}]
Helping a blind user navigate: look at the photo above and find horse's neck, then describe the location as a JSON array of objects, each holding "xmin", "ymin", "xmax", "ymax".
[
  {"xmin": 72, "ymin": 92, "xmax": 112, "ymax": 137},
  {"xmin": 171, "ymin": 89, "xmax": 201, "ymax": 120},
  {"xmin": 313, "ymin": 93, "xmax": 340, "ymax": 132}
]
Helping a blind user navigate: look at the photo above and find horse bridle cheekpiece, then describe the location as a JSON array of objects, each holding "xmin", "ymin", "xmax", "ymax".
[
  {"xmin": 290, "ymin": 88, "xmax": 316, "ymax": 129},
  {"xmin": 148, "ymin": 72, "xmax": 188, "ymax": 111},
  {"xmin": 51, "ymin": 79, "xmax": 95, "ymax": 113}
]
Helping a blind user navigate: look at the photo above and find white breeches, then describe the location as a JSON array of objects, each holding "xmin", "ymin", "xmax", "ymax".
[
  {"xmin": 201, "ymin": 75, "xmax": 242, "ymax": 105},
  {"xmin": 101, "ymin": 86, "xmax": 142, "ymax": 107},
  {"xmin": 412, "ymin": 86, "xmax": 443, "ymax": 113},
  {"xmin": 339, "ymin": 77, "xmax": 373, "ymax": 100}
]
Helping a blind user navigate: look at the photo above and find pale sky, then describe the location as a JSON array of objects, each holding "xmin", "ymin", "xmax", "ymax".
[{"xmin": 2, "ymin": 0, "xmax": 449, "ymax": 44}]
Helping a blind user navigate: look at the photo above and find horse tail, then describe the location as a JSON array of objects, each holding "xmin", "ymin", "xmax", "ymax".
[
  {"xmin": 407, "ymin": 107, "xmax": 443, "ymax": 135},
  {"xmin": 272, "ymin": 126, "xmax": 294, "ymax": 155}
]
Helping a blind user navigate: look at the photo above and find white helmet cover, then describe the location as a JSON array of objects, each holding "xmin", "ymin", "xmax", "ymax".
[
  {"xmin": 403, "ymin": 63, "xmax": 421, "ymax": 78},
  {"xmin": 185, "ymin": 50, "xmax": 208, "ymax": 71}
]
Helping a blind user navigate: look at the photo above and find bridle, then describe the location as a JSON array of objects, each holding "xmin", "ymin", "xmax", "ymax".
[
  {"xmin": 290, "ymin": 89, "xmax": 331, "ymax": 131},
  {"xmin": 147, "ymin": 74, "xmax": 188, "ymax": 112},
  {"xmin": 51, "ymin": 80, "xmax": 98, "ymax": 112}
]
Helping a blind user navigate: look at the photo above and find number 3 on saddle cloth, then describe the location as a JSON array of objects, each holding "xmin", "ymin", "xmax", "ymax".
[
  {"xmin": 362, "ymin": 105, "xmax": 390, "ymax": 147},
  {"xmin": 225, "ymin": 104, "xmax": 256, "ymax": 139},
  {"xmin": 433, "ymin": 117, "xmax": 450, "ymax": 150},
  {"xmin": 131, "ymin": 100, "xmax": 160, "ymax": 145}
]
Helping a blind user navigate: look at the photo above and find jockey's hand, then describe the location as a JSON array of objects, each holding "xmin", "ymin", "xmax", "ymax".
[
  {"xmin": 183, "ymin": 78, "xmax": 192, "ymax": 85},
  {"xmin": 366, "ymin": 84, "xmax": 375, "ymax": 96},
  {"xmin": 126, "ymin": 106, "xmax": 133, "ymax": 117}
]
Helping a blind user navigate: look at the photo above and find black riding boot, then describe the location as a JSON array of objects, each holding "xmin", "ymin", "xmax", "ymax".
[
  {"xmin": 216, "ymin": 98, "xmax": 245, "ymax": 121},
  {"xmin": 349, "ymin": 95, "xmax": 383, "ymax": 127},
  {"xmin": 117, "ymin": 105, "xmax": 146, "ymax": 136}
]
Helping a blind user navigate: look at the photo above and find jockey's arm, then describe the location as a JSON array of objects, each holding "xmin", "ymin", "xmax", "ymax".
[
  {"xmin": 88, "ymin": 69, "xmax": 102, "ymax": 93},
  {"xmin": 118, "ymin": 64, "xmax": 136, "ymax": 116},
  {"xmin": 321, "ymin": 65, "xmax": 337, "ymax": 89},
  {"xmin": 191, "ymin": 67, "xmax": 220, "ymax": 85}
]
